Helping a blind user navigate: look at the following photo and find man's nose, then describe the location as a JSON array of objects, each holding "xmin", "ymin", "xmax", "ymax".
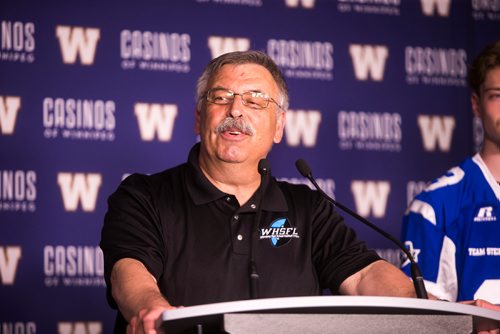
[{"xmin": 227, "ymin": 94, "xmax": 245, "ymax": 118}]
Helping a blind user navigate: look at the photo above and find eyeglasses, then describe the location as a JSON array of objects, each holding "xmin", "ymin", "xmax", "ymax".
[{"xmin": 205, "ymin": 88, "xmax": 282, "ymax": 110}]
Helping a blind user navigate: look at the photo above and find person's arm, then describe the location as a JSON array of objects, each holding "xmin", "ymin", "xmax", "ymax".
[
  {"xmin": 111, "ymin": 258, "xmax": 175, "ymax": 334},
  {"xmin": 340, "ymin": 262, "xmax": 500, "ymax": 333},
  {"xmin": 339, "ymin": 259, "xmax": 416, "ymax": 297}
]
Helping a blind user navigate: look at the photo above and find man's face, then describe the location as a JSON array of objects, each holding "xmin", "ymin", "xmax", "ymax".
[
  {"xmin": 195, "ymin": 63, "xmax": 285, "ymax": 165},
  {"xmin": 472, "ymin": 66, "xmax": 500, "ymax": 150}
]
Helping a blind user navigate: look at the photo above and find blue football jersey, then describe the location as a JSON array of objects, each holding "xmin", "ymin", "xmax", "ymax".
[{"xmin": 401, "ymin": 154, "xmax": 500, "ymax": 303}]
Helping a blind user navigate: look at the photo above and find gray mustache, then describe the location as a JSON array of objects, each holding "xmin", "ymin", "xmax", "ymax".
[{"xmin": 215, "ymin": 117, "xmax": 255, "ymax": 136}]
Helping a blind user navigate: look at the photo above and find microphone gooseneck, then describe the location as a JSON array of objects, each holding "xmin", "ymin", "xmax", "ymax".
[
  {"xmin": 295, "ymin": 158, "xmax": 428, "ymax": 299},
  {"xmin": 249, "ymin": 158, "xmax": 270, "ymax": 299}
]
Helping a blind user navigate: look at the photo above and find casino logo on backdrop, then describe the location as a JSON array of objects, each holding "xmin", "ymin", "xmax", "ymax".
[
  {"xmin": 0, "ymin": 322, "xmax": 36, "ymax": 334},
  {"xmin": 56, "ymin": 26, "xmax": 100, "ymax": 66},
  {"xmin": 351, "ymin": 180, "xmax": 391, "ymax": 218},
  {"xmin": 0, "ymin": 20, "xmax": 35, "ymax": 63},
  {"xmin": 267, "ymin": 39, "xmax": 333, "ymax": 80},
  {"xmin": 0, "ymin": 95, "xmax": 21, "ymax": 136},
  {"xmin": 0, "ymin": 245, "xmax": 22, "ymax": 285},
  {"xmin": 472, "ymin": 0, "xmax": 500, "ymax": 21},
  {"xmin": 43, "ymin": 245, "xmax": 105, "ymax": 288},
  {"xmin": 405, "ymin": 46, "xmax": 467, "ymax": 87},
  {"xmin": 58, "ymin": 322, "xmax": 102, "ymax": 334},
  {"xmin": 349, "ymin": 44, "xmax": 388, "ymax": 82},
  {"xmin": 283, "ymin": 0, "xmax": 315, "ymax": 8},
  {"xmin": 284, "ymin": 109, "xmax": 322, "ymax": 147},
  {"xmin": 337, "ymin": 110, "xmax": 402, "ymax": 152},
  {"xmin": 337, "ymin": 0, "xmax": 401, "ymax": 16},
  {"xmin": 208, "ymin": 36, "xmax": 250, "ymax": 59},
  {"xmin": 420, "ymin": 0, "xmax": 451, "ymax": 17},
  {"xmin": 0, "ymin": 170, "xmax": 37, "ymax": 212},
  {"xmin": 120, "ymin": 29, "xmax": 191, "ymax": 72},
  {"xmin": 195, "ymin": 0, "xmax": 262, "ymax": 7},
  {"xmin": 42, "ymin": 97, "xmax": 116, "ymax": 141},
  {"xmin": 57, "ymin": 173, "xmax": 102, "ymax": 212},
  {"xmin": 417, "ymin": 114, "xmax": 455, "ymax": 152},
  {"xmin": 134, "ymin": 103, "xmax": 178, "ymax": 142}
]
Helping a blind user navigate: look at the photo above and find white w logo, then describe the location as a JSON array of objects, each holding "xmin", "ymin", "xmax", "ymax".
[
  {"xmin": 0, "ymin": 96, "xmax": 21, "ymax": 135},
  {"xmin": 285, "ymin": 110, "xmax": 322, "ymax": 147},
  {"xmin": 351, "ymin": 181, "xmax": 391, "ymax": 218},
  {"xmin": 0, "ymin": 246, "xmax": 22, "ymax": 285},
  {"xmin": 284, "ymin": 0, "xmax": 316, "ymax": 8},
  {"xmin": 420, "ymin": 0, "xmax": 452, "ymax": 16},
  {"xmin": 135, "ymin": 103, "xmax": 178, "ymax": 141},
  {"xmin": 418, "ymin": 115, "xmax": 455, "ymax": 152},
  {"xmin": 208, "ymin": 36, "xmax": 250, "ymax": 59},
  {"xmin": 349, "ymin": 44, "xmax": 389, "ymax": 81},
  {"xmin": 58, "ymin": 322, "xmax": 102, "ymax": 334},
  {"xmin": 57, "ymin": 173, "xmax": 102, "ymax": 212},
  {"xmin": 56, "ymin": 26, "xmax": 100, "ymax": 65}
]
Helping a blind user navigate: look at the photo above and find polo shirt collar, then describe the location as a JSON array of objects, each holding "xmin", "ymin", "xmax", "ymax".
[{"xmin": 185, "ymin": 143, "xmax": 288, "ymax": 212}]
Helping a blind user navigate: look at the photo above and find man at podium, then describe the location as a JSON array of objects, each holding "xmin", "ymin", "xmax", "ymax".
[{"xmin": 101, "ymin": 50, "xmax": 499, "ymax": 334}]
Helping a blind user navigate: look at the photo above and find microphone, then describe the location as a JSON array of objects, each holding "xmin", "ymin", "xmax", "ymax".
[
  {"xmin": 295, "ymin": 159, "xmax": 428, "ymax": 299},
  {"xmin": 249, "ymin": 158, "xmax": 270, "ymax": 299}
]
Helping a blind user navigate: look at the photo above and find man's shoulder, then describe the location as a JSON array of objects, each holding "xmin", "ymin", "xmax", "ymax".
[
  {"xmin": 416, "ymin": 156, "xmax": 480, "ymax": 201},
  {"xmin": 406, "ymin": 155, "xmax": 487, "ymax": 225},
  {"xmin": 274, "ymin": 178, "xmax": 319, "ymax": 201},
  {"xmin": 275, "ymin": 178, "xmax": 314, "ymax": 192},
  {"xmin": 120, "ymin": 163, "xmax": 188, "ymax": 192}
]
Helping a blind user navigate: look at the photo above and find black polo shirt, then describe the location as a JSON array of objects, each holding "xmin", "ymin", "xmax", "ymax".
[{"xmin": 100, "ymin": 143, "xmax": 381, "ymax": 331}]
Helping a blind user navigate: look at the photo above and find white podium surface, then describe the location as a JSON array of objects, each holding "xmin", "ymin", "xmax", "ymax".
[{"xmin": 157, "ymin": 296, "xmax": 500, "ymax": 333}]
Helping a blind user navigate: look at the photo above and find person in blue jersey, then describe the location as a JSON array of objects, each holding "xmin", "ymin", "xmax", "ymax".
[{"xmin": 401, "ymin": 41, "xmax": 500, "ymax": 303}]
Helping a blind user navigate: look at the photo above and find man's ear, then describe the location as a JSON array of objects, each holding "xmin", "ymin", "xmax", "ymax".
[
  {"xmin": 471, "ymin": 93, "xmax": 480, "ymax": 118},
  {"xmin": 273, "ymin": 110, "xmax": 286, "ymax": 144}
]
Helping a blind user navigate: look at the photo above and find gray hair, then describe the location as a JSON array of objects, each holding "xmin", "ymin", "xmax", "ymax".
[{"xmin": 196, "ymin": 50, "xmax": 289, "ymax": 112}]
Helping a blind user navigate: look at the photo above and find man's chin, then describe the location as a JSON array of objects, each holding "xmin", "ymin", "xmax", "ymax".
[{"xmin": 216, "ymin": 148, "xmax": 247, "ymax": 164}]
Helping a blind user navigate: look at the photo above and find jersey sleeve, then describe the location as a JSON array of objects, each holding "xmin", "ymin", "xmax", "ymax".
[{"xmin": 401, "ymin": 183, "xmax": 462, "ymax": 301}]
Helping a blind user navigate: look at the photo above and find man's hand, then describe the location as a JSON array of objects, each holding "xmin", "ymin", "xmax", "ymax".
[
  {"xmin": 461, "ymin": 299, "xmax": 500, "ymax": 312},
  {"xmin": 111, "ymin": 259, "xmax": 176, "ymax": 333},
  {"xmin": 126, "ymin": 306, "xmax": 176, "ymax": 334},
  {"xmin": 460, "ymin": 299, "xmax": 500, "ymax": 334}
]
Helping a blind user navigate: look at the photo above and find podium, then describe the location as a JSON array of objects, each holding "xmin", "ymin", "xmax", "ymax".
[{"xmin": 157, "ymin": 296, "xmax": 500, "ymax": 333}]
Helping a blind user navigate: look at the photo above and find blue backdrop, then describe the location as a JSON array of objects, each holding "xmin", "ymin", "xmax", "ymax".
[{"xmin": 1, "ymin": 0, "xmax": 498, "ymax": 332}]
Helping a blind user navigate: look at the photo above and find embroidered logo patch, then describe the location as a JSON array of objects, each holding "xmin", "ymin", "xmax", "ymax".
[{"xmin": 259, "ymin": 217, "xmax": 299, "ymax": 247}]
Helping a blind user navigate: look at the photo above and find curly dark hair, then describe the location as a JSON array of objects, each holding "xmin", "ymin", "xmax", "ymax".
[{"xmin": 468, "ymin": 41, "xmax": 500, "ymax": 96}]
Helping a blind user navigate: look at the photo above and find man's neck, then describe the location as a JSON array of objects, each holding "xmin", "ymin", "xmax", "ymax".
[
  {"xmin": 480, "ymin": 141, "xmax": 500, "ymax": 181},
  {"xmin": 198, "ymin": 154, "xmax": 261, "ymax": 206}
]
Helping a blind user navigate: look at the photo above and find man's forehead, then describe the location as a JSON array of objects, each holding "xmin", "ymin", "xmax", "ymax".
[
  {"xmin": 482, "ymin": 67, "xmax": 500, "ymax": 92},
  {"xmin": 215, "ymin": 63, "xmax": 271, "ymax": 78},
  {"xmin": 209, "ymin": 63, "xmax": 276, "ymax": 89}
]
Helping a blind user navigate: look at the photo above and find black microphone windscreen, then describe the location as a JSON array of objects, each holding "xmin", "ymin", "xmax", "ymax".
[
  {"xmin": 295, "ymin": 159, "xmax": 311, "ymax": 178},
  {"xmin": 258, "ymin": 159, "xmax": 270, "ymax": 176}
]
